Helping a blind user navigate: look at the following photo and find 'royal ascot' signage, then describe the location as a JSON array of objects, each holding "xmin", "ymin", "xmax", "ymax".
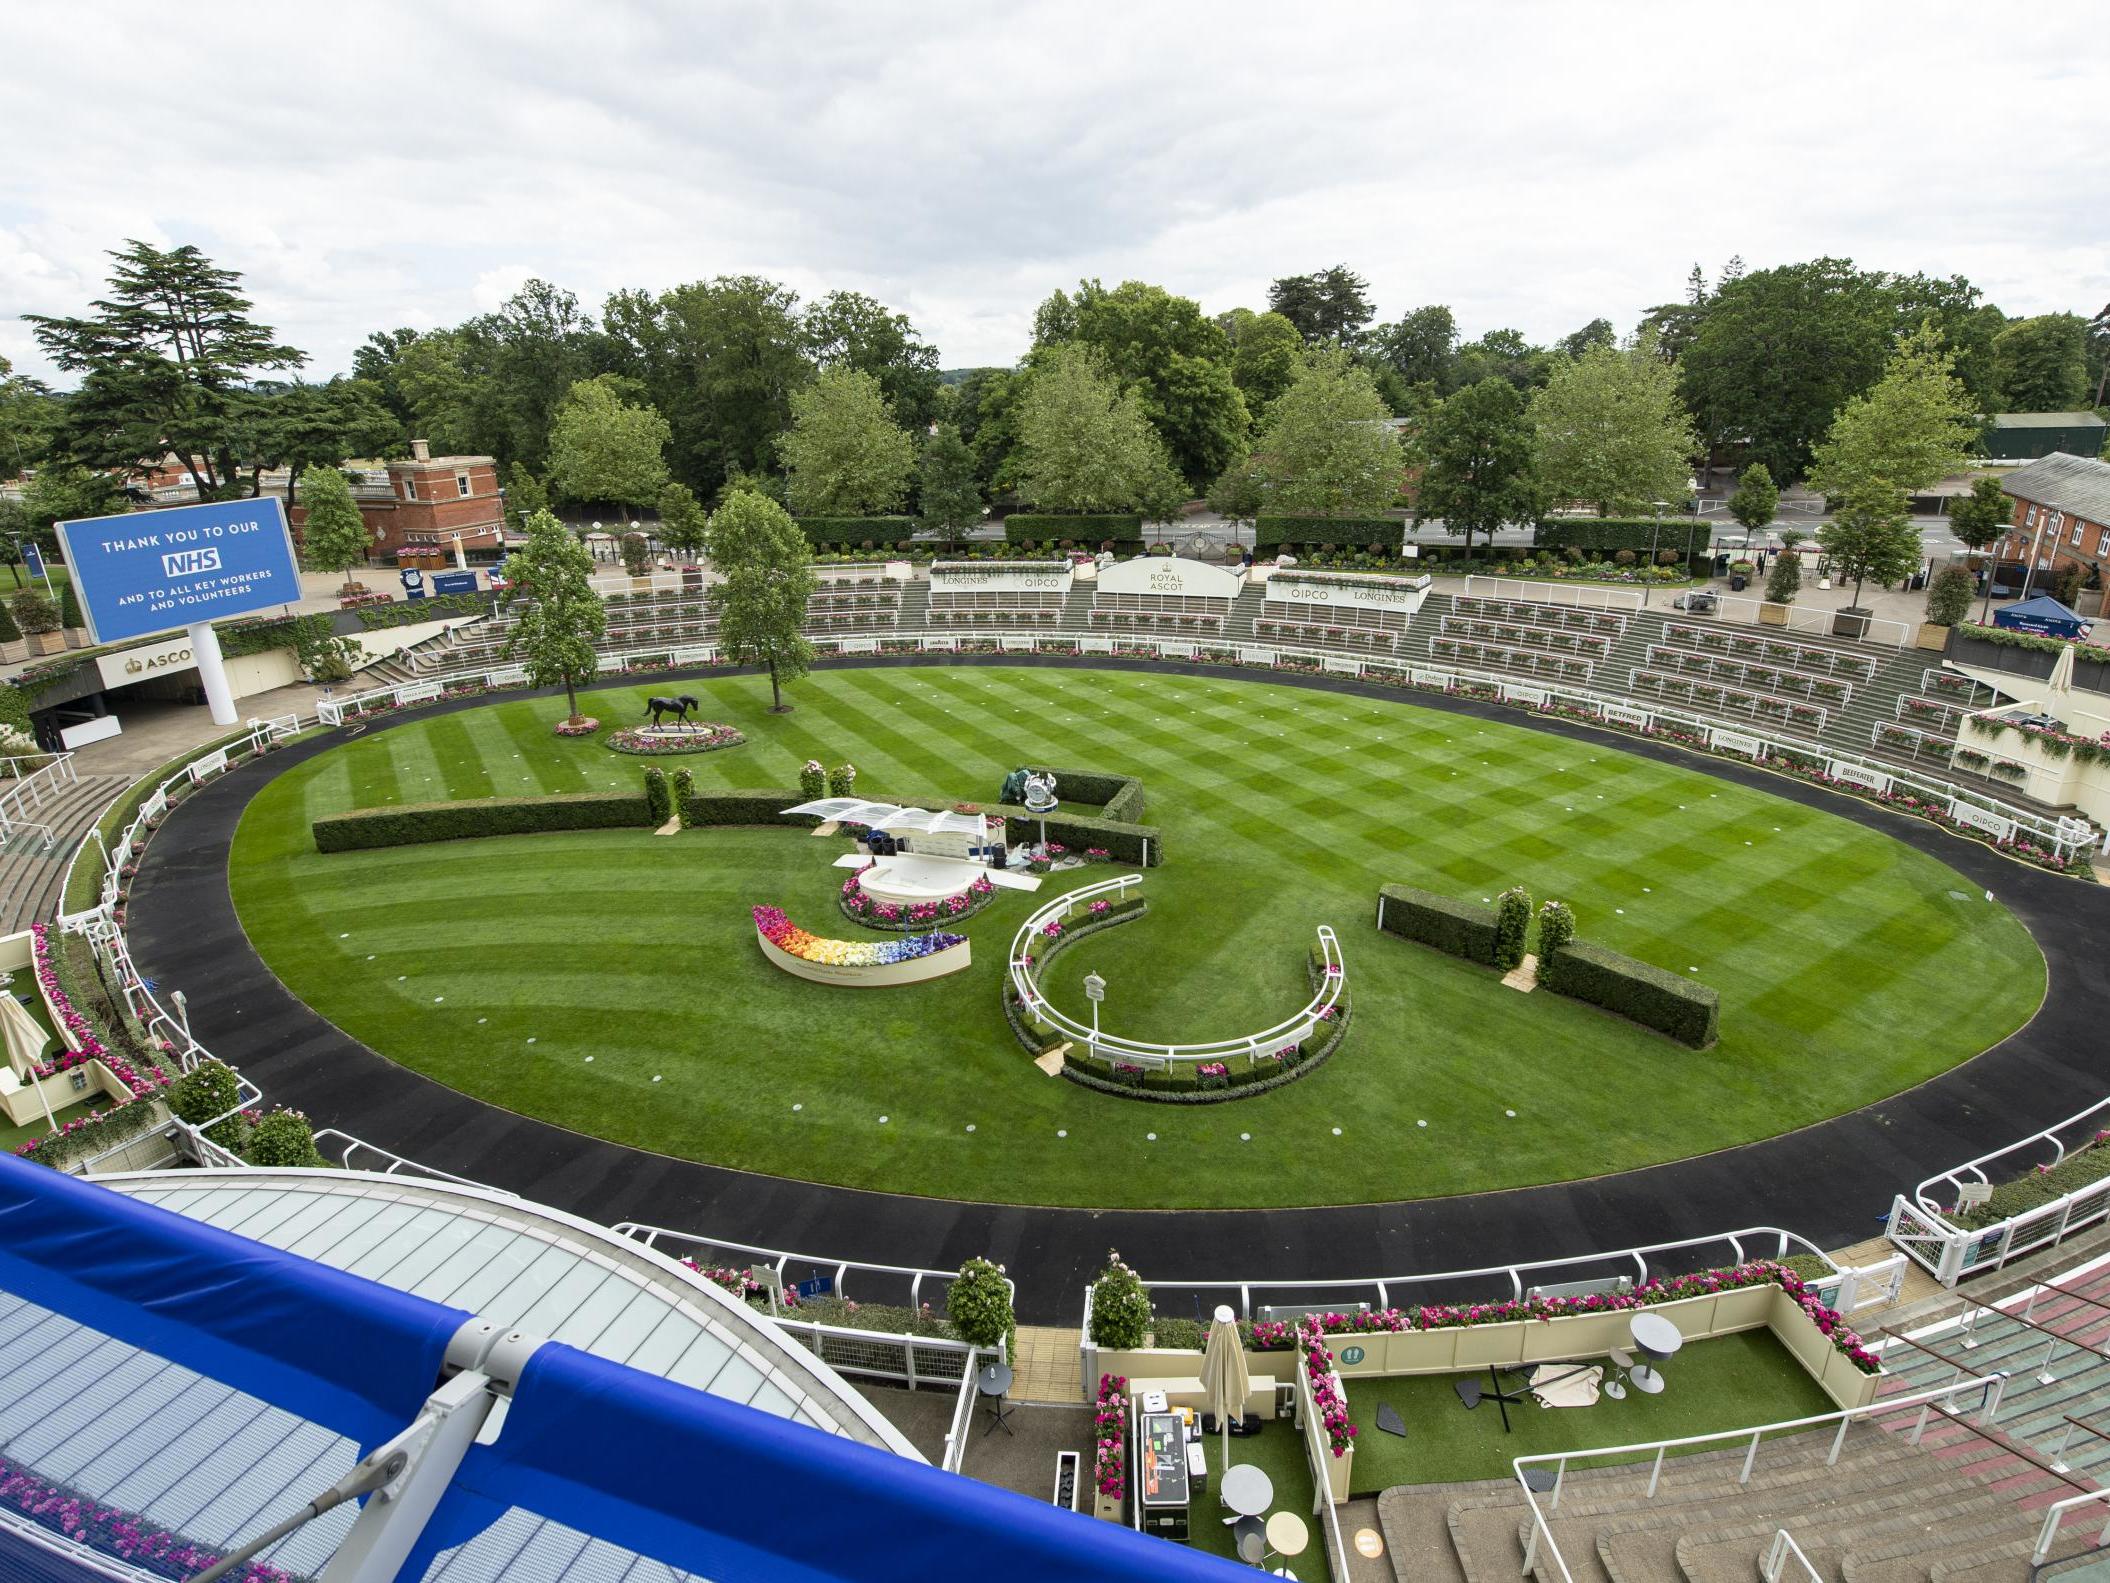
[
  {"xmin": 55, "ymin": 497, "xmax": 303, "ymax": 646},
  {"xmin": 1094, "ymin": 556, "xmax": 1244, "ymax": 601},
  {"xmin": 1265, "ymin": 571, "xmax": 1432, "ymax": 615},
  {"xmin": 928, "ymin": 560, "xmax": 1074, "ymax": 594}
]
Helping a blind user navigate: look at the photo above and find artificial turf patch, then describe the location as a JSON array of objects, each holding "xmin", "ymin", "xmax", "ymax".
[{"xmin": 225, "ymin": 667, "xmax": 2045, "ymax": 1209}]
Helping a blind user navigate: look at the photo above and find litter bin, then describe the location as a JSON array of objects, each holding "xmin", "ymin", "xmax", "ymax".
[{"xmin": 1729, "ymin": 574, "xmax": 1748, "ymax": 592}]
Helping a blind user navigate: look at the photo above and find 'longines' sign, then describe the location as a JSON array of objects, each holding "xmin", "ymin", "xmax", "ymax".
[
  {"xmin": 96, "ymin": 634, "xmax": 197, "ymax": 690},
  {"xmin": 929, "ymin": 564, "xmax": 1074, "ymax": 593}
]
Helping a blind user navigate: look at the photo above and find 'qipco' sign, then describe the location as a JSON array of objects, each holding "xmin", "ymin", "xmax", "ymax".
[{"xmin": 1268, "ymin": 574, "xmax": 1428, "ymax": 614}]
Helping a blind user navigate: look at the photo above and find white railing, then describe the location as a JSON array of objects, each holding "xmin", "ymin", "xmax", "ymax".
[
  {"xmin": 1008, "ymin": 876, "xmax": 1343, "ymax": 1068},
  {"xmin": 311, "ymin": 1128, "xmax": 519, "ymax": 1195},
  {"xmin": 939, "ymin": 1359, "xmax": 983, "ymax": 1475},
  {"xmin": 1516, "ymin": 1374, "xmax": 2006, "ymax": 1581},
  {"xmin": 293, "ymin": 630, "xmax": 2102, "ymax": 865},
  {"xmin": 1630, "ymin": 666, "xmax": 1830, "ymax": 734},
  {"xmin": 1291, "ymin": 1343, "xmax": 1351, "ymax": 1578},
  {"xmin": 1462, "ymin": 575, "xmax": 1646, "ymax": 612},
  {"xmin": 2035, "ymin": 1487, "xmax": 2110, "ymax": 1566},
  {"xmin": 0, "ymin": 751, "xmax": 78, "ymax": 830},
  {"xmin": 1887, "ymin": 1096, "xmax": 2110, "ymax": 1285},
  {"xmin": 1702, "ymin": 592, "xmax": 1914, "ymax": 649},
  {"xmin": 610, "ymin": 1221, "xmax": 1010, "ymax": 1314},
  {"xmin": 1762, "ymin": 1529, "xmax": 1823, "ymax": 1581}
]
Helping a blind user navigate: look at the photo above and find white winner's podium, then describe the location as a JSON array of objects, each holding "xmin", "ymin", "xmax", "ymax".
[{"xmin": 786, "ymin": 798, "xmax": 1043, "ymax": 902}]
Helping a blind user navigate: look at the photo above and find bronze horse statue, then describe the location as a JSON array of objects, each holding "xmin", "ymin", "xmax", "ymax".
[{"xmin": 646, "ymin": 695, "xmax": 701, "ymax": 728}]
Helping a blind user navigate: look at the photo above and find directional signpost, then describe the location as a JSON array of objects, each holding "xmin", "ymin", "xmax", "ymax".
[{"xmin": 55, "ymin": 497, "xmax": 304, "ymax": 726}]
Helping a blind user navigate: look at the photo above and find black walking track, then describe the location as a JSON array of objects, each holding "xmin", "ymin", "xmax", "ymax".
[{"xmin": 128, "ymin": 657, "xmax": 2110, "ymax": 1324}]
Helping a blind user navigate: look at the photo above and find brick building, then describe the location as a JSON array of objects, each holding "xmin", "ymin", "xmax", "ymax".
[
  {"xmin": 1995, "ymin": 451, "xmax": 2110, "ymax": 598},
  {"xmin": 288, "ymin": 440, "xmax": 506, "ymax": 563}
]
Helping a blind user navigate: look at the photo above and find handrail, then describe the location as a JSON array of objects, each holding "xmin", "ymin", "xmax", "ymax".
[
  {"xmin": 2036, "ymin": 1489, "xmax": 2110, "ymax": 1567},
  {"xmin": 1516, "ymin": 1374, "xmax": 2006, "ymax": 1582},
  {"xmin": 1915, "ymin": 1095, "xmax": 2110, "ymax": 1215},
  {"xmin": 310, "ymin": 1127, "xmax": 520, "ymax": 1196},
  {"xmin": 1292, "ymin": 1338, "xmax": 1351, "ymax": 1577},
  {"xmin": 609, "ymin": 1221, "xmax": 1010, "ymax": 1311},
  {"xmin": 1762, "ymin": 1529, "xmax": 1822, "ymax": 1582},
  {"xmin": 2022, "ymin": 1278, "xmax": 2110, "ymax": 1326}
]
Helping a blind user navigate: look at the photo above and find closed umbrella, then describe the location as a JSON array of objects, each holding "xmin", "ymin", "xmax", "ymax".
[{"xmin": 1200, "ymin": 1304, "xmax": 1249, "ymax": 1496}]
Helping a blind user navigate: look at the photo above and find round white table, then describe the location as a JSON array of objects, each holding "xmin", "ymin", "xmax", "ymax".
[
  {"xmin": 1267, "ymin": 1510, "xmax": 1309, "ymax": 1561},
  {"xmin": 1222, "ymin": 1463, "xmax": 1273, "ymax": 1517},
  {"xmin": 1629, "ymin": 1313, "xmax": 1684, "ymax": 1393}
]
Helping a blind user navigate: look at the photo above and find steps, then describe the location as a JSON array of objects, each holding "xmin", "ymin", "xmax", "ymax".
[{"xmin": 0, "ymin": 773, "xmax": 132, "ymax": 933}]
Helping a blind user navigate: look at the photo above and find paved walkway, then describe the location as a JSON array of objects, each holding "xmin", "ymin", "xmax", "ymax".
[{"xmin": 124, "ymin": 655, "xmax": 2110, "ymax": 1326}]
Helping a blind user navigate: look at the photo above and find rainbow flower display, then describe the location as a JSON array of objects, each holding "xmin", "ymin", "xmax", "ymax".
[{"xmin": 751, "ymin": 906, "xmax": 966, "ymax": 968}]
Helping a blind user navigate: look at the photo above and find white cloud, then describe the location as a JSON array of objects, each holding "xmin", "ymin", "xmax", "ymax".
[{"xmin": 2, "ymin": 0, "xmax": 2105, "ymax": 383}]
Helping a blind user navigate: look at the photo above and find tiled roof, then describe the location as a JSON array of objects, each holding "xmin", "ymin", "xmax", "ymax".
[{"xmin": 1999, "ymin": 452, "xmax": 2110, "ymax": 524}]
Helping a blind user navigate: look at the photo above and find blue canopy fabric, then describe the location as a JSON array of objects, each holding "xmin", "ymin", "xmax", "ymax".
[
  {"xmin": 1993, "ymin": 594, "xmax": 2091, "ymax": 640},
  {"xmin": 400, "ymin": 1342, "xmax": 1252, "ymax": 1583},
  {"xmin": 0, "ymin": 1154, "xmax": 470, "ymax": 1444}
]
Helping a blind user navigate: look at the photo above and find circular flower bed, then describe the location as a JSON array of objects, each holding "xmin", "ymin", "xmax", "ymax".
[
  {"xmin": 553, "ymin": 716, "xmax": 601, "ymax": 737},
  {"xmin": 839, "ymin": 863, "xmax": 996, "ymax": 931},
  {"xmin": 605, "ymin": 722, "xmax": 746, "ymax": 756}
]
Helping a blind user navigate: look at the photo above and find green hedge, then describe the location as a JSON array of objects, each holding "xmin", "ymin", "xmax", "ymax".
[
  {"xmin": 998, "ymin": 806, "xmax": 1160, "ymax": 866},
  {"xmin": 1377, "ymin": 884, "xmax": 1499, "ymax": 966},
  {"xmin": 354, "ymin": 592, "xmax": 494, "ymax": 629},
  {"xmin": 1541, "ymin": 939, "xmax": 1719, "ymax": 1048},
  {"xmin": 1002, "ymin": 514, "xmax": 1143, "ymax": 545},
  {"xmin": 218, "ymin": 614, "xmax": 332, "ymax": 658},
  {"xmin": 794, "ymin": 516, "xmax": 917, "ymax": 548},
  {"xmin": 0, "ymin": 685, "xmax": 30, "ymax": 737},
  {"xmin": 1532, "ymin": 517, "xmax": 1713, "ymax": 570},
  {"xmin": 314, "ymin": 791, "xmax": 651, "ymax": 852},
  {"xmin": 1254, "ymin": 517, "xmax": 1404, "ymax": 551},
  {"xmin": 678, "ymin": 787, "xmax": 811, "ymax": 827}
]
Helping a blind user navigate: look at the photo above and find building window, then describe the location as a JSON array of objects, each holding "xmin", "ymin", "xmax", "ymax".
[
  {"xmin": 403, "ymin": 477, "xmax": 417, "ymax": 501},
  {"xmin": 456, "ymin": 472, "xmax": 472, "ymax": 498},
  {"xmin": 2099, "ymin": 528, "xmax": 2109, "ymax": 557},
  {"xmin": 2026, "ymin": 505, "xmax": 2038, "ymax": 528}
]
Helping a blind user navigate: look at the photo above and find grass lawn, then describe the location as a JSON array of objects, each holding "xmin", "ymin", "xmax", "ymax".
[
  {"xmin": 225, "ymin": 666, "xmax": 2044, "ymax": 1209},
  {"xmin": 1181, "ymin": 1420, "xmax": 1322, "ymax": 1569},
  {"xmin": 1342, "ymin": 1329, "xmax": 1835, "ymax": 1491}
]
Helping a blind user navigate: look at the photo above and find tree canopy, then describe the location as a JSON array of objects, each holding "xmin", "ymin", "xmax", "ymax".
[
  {"xmin": 1991, "ymin": 314, "xmax": 2090, "ymax": 412},
  {"xmin": 709, "ymin": 488, "xmax": 816, "ymax": 712},
  {"xmin": 1014, "ymin": 344, "xmax": 1179, "ymax": 514},
  {"xmin": 1413, "ymin": 378, "xmax": 1542, "ymax": 553},
  {"xmin": 1807, "ymin": 325, "xmax": 1975, "ymax": 504},
  {"xmin": 545, "ymin": 376, "xmax": 672, "ymax": 521},
  {"xmin": 1247, "ymin": 348, "xmax": 1401, "ymax": 519},
  {"xmin": 498, "ymin": 508, "xmax": 606, "ymax": 725},
  {"xmin": 1529, "ymin": 334, "xmax": 1696, "ymax": 516},
  {"xmin": 915, "ymin": 424, "xmax": 982, "ymax": 543},
  {"xmin": 778, "ymin": 366, "xmax": 915, "ymax": 516},
  {"xmin": 1267, "ymin": 265, "xmax": 1376, "ymax": 345},
  {"xmin": 297, "ymin": 464, "xmax": 372, "ymax": 579}
]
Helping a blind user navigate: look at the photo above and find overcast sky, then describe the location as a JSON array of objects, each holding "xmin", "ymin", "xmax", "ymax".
[{"xmin": 4, "ymin": 1, "xmax": 2105, "ymax": 386}]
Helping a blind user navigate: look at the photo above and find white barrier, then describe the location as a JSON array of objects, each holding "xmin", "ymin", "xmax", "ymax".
[{"xmin": 1462, "ymin": 575, "xmax": 1646, "ymax": 612}]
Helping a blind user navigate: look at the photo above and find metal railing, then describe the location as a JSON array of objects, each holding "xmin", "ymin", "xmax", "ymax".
[
  {"xmin": 610, "ymin": 1221, "xmax": 1010, "ymax": 1315},
  {"xmin": 939, "ymin": 1359, "xmax": 984, "ymax": 1475},
  {"xmin": 1516, "ymin": 1374, "xmax": 2006, "ymax": 1581},
  {"xmin": 0, "ymin": 751, "xmax": 78, "ymax": 830},
  {"xmin": 1762, "ymin": 1529, "xmax": 1823, "ymax": 1581},
  {"xmin": 2036, "ymin": 1490, "xmax": 2110, "ymax": 1568},
  {"xmin": 1888, "ymin": 1096, "xmax": 2110, "ymax": 1284},
  {"xmin": 311, "ymin": 1128, "xmax": 520, "ymax": 1195},
  {"xmin": 1461, "ymin": 575, "xmax": 1646, "ymax": 612},
  {"xmin": 1007, "ymin": 876, "xmax": 1342, "ymax": 1068}
]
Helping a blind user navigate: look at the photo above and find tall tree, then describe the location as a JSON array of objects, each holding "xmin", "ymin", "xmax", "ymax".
[
  {"xmin": 1448, "ymin": 328, "xmax": 1554, "ymax": 393},
  {"xmin": 1636, "ymin": 262, "xmax": 1715, "ymax": 369},
  {"xmin": 778, "ymin": 367, "xmax": 916, "ymax": 516},
  {"xmin": 655, "ymin": 481, "xmax": 710, "ymax": 557},
  {"xmin": 1888, "ymin": 273, "xmax": 2004, "ymax": 411},
  {"xmin": 468, "ymin": 279, "xmax": 597, "ymax": 472},
  {"xmin": 1015, "ymin": 344, "xmax": 1177, "ymax": 514},
  {"xmin": 1267, "ymin": 265, "xmax": 1376, "ymax": 345},
  {"xmin": 1412, "ymin": 378, "xmax": 1542, "ymax": 554},
  {"xmin": 1808, "ymin": 325, "xmax": 1975, "ymax": 506},
  {"xmin": 915, "ymin": 424, "xmax": 982, "ymax": 545},
  {"xmin": 498, "ymin": 508, "xmax": 607, "ymax": 728},
  {"xmin": 1946, "ymin": 474, "xmax": 2013, "ymax": 621},
  {"xmin": 1225, "ymin": 311, "xmax": 1304, "ymax": 424},
  {"xmin": 802, "ymin": 291, "xmax": 942, "ymax": 432},
  {"xmin": 948, "ymin": 367, "xmax": 1025, "ymax": 497},
  {"xmin": 20, "ymin": 464, "xmax": 122, "ymax": 548},
  {"xmin": 0, "ymin": 357, "xmax": 58, "ymax": 479},
  {"xmin": 1680, "ymin": 257, "xmax": 1902, "ymax": 483},
  {"xmin": 1529, "ymin": 333, "xmax": 1696, "ymax": 516},
  {"xmin": 1248, "ymin": 348, "xmax": 1401, "ymax": 519},
  {"xmin": 26, "ymin": 241, "xmax": 306, "ymax": 498},
  {"xmin": 1727, "ymin": 462, "xmax": 1780, "ymax": 535},
  {"xmin": 1819, "ymin": 485, "xmax": 1923, "ymax": 611},
  {"xmin": 239, "ymin": 379, "xmax": 401, "ymax": 505},
  {"xmin": 1991, "ymin": 314, "xmax": 2090, "ymax": 411},
  {"xmin": 644, "ymin": 276, "xmax": 810, "ymax": 488},
  {"xmin": 545, "ymin": 376, "xmax": 672, "ymax": 525},
  {"xmin": 709, "ymin": 488, "xmax": 816, "ymax": 713},
  {"xmin": 350, "ymin": 327, "xmax": 423, "ymax": 425},
  {"xmin": 298, "ymin": 464, "xmax": 373, "ymax": 586},
  {"xmin": 1370, "ymin": 305, "xmax": 1458, "ymax": 391}
]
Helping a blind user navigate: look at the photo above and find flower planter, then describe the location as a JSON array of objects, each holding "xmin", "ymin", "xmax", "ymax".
[
  {"xmin": 1092, "ymin": 1491, "xmax": 1125, "ymax": 1523},
  {"xmin": 1759, "ymin": 604, "xmax": 1789, "ymax": 626},
  {"xmin": 1915, "ymin": 621, "xmax": 1950, "ymax": 651},
  {"xmin": 25, "ymin": 631, "xmax": 62, "ymax": 656},
  {"xmin": 1832, "ymin": 608, "xmax": 1873, "ymax": 640}
]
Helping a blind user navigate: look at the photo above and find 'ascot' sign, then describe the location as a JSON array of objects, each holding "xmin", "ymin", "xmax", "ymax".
[
  {"xmin": 55, "ymin": 497, "xmax": 302, "ymax": 647},
  {"xmin": 1094, "ymin": 556, "xmax": 1244, "ymax": 600},
  {"xmin": 96, "ymin": 633, "xmax": 197, "ymax": 691}
]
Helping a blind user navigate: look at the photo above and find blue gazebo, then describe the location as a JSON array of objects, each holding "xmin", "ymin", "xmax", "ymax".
[{"xmin": 1993, "ymin": 594, "xmax": 2092, "ymax": 641}]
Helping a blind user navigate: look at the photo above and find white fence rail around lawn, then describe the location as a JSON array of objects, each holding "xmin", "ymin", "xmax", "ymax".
[{"xmin": 1887, "ymin": 1096, "xmax": 2110, "ymax": 1286}]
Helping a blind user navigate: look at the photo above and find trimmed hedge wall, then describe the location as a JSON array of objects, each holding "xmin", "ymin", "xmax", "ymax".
[
  {"xmin": 1002, "ymin": 514, "xmax": 1144, "ymax": 546},
  {"xmin": 1532, "ymin": 517, "xmax": 1713, "ymax": 571},
  {"xmin": 1255, "ymin": 517, "xmax": 1404, "ymax": 552},
  {"xmin": 314, "ymin": 792, "xmax": 651, "ymax": 852},
  {"xmin": 1004, "ymin": 765, "xmax": 1146, "ymax": 823},
  {"xmin": 679, "ymin": 787, "xmax": 809, "ymax": 827},
  {"xmin": 794, "ymin": 516, "xmax": 917, "ymax": 548},
  {"xmin": 1377, "ymin": 884, "xmax": 1499, "ymax": 966},
  {"xmin": 1541, "ymin": 939, "xmax": 1719, "ymax": 1048}
]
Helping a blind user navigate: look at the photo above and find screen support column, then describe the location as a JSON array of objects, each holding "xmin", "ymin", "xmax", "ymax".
[{"xmin": 189, "ymin": 621, "xmax": 238, "ymax": 725}]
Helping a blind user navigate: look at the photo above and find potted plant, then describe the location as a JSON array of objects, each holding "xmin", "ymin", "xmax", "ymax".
[
  {"xmin": 1727, "ymin": 559, "xmax": 1755, "ymax": 593},
  {"xmin": 11, "ymin": 590, "xmax": 62, "ymax": 656},
  {"xmin": 1919, "ymin": 563, "xmax": 1974, "ymax": 650},
  {"xmin": 1760, "ymin": 532, "xmax": 1803, "ymax": 623}
]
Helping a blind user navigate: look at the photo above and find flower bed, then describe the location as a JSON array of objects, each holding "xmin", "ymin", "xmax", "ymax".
[
  {"xmin": 1944, "ymin": 1128, "xmax": 2110, "ymax": 1229},
  {"xmin": 1245, "ymin": 1260, "xmax": 1879, "ymax": 1375},
  {"xmin": 1093, "ymin": 1373, "xmax": 1129, "ymax": 1499},
  {"xmin": 1298, "ymin": 1316, "xmax": 1356, "ymax": 1455},
  {"xmin": 0, "ymin": 1453, "xmax": 295, "ymax": 1583},
  {"xmin": 553, "ymin": 716, "xmax": 601, "ymax": 737},
  {"xmin": 15, "ymin": 925, "xmax": 173, "ymax": 1168},
  {"xmin": 604, "ymin": 722, "xmax": 746, "ymax": 756},
  {"xmin": 839, "ymin": 864, "xmax": 997, "ymax": 930},
  {"xmin": 751, "ymin": 905, "xmax": 969, "ymax": 982}
]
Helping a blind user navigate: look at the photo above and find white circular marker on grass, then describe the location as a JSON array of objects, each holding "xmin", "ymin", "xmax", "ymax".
[
  {"xmin": 1057, "ymin": 1129, "xmax": 1067, "ymax": 1138},
  {"xmin": 965, "ymin": 1124, "xmax": 976, "ymax": 1132},
  {"xmin": 1146, "ymin": 1132, "xmax": 1157, "ymax": 1141},
  {"xmin": 792, "ymin": 1103, "xmax": 802, "ymax": 1111},
  {"xmin": 1416, "ymin": 1119, "xmax": 1427, "ymax": 1128}
]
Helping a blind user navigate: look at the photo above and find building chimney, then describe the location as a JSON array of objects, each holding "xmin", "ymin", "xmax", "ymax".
[{"xmin": 411, "ymin": 438, "xmax": 431, "ymax": 462}]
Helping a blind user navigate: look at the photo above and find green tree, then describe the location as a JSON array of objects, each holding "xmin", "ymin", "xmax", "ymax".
[
  {"xmin": 1063, "ymin": 280, "xmax": 1249, "ymax": 486},
  {"xmin": 1925, "ymin": 562, "xmax": 1975, "ymax": 626},
  {"xmin": 0, "ymin": 357, "xmax": 58, "ymax": 479},
  {"xmin": 949, "ymin": 368, "xmax": 1025, "ymax": 497},
  {"xmin": 1370, "ymin": 305, "xmax": 1458, "ymax": 390},
  {"xmin": 802, "ymin": 290, "xmax": 942, "ymax": 432},
  {"xmin": 1680, "ymin": 257, "xmax": 1899, "ymax": 482},
  {"xmin": 545, "ymin": 376, "xmax": 672, "ymax": 525},
  {"xmin": 1205, "ymin": 453, "xmax": 1267, "ymax": 532},
  {"xmin": 1413, "ymin": 378, "xmax": 1542, "ymax": 554},
  {"xmin": 1555, "ymin": 318, "xmax": 1617, "ymax": 361},
  {"xmin": 1449, "ymin": 328, "xmax": 1555, "ymax": 393},
  {"xmin": 21, "ymin": 464, "xmax": 122, "ymax": 548},
  {"xmin": 26, "ymin": 241, "xmax": 306, "ymax": 497},
  {"xmin": 627, "ymin": 276, "xmax": 810, "ymax": 489},
  {"xmin": 1946, "ymin": 475, "xmax": 2013, "ymax": 622},
  {"xmin": 1267, "ymin": 265, "xmax": 1376, "ymax": 345},
  {"xmin": 778, "ymin": 367, "xmax": 915, "ymax": 516},
  {"xmin": 498, "ymin": 508, "xmax": 606, "ymax": 727},
  {"xmin": 709, "ymin": 489, "xmax": 816, "ymax": 713},
  {"xmin": 1991, "ymin": 314, "xmax": 2090, "ymax": 411},
  {"xmin": 1529, "ymin": 333, "xmax": 1696, "ymax": 516},
  {"xmin": 915, "ymin": 425, "xmax": 982, "ymax": 545},
  {"xmin": 1728, "ymin": 462, "xmax": 1780, "ymax": 535},
  {"xmin": 1819, "ymin": 485, "xmax": 1923, "ymax": 611},
  {"xmin": 501, "ymin": 462, "xmax": 548, "ymax": 532},
  {"xmin": 298, "ymin": 464, "xmax": 372, "ymax": 584},
  {"xmin": 1763, "ymin": 535, "xmax": 1803, "ymax": 605},
  {"xmin": 1224, "ymin": 309, "xmax": 1304, "ymax": 422},
  {"xmin": 240, "ymin": 379, "xmax": 401, "ymax": 505},
  {"xmin": 1014, "ymin": 344, "xmax": 1175, "ymax": 513},
  {"xmin": 1808, "ymin": 325, "xmax": 1975, "ymax": 505},
  {"xmin": 656, "ymin": 481, "xmax": 709, "ymax": 557},
  {"xmin": 1249, "ymin": 347, "xmax": 1402, "ymax": 519}
]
